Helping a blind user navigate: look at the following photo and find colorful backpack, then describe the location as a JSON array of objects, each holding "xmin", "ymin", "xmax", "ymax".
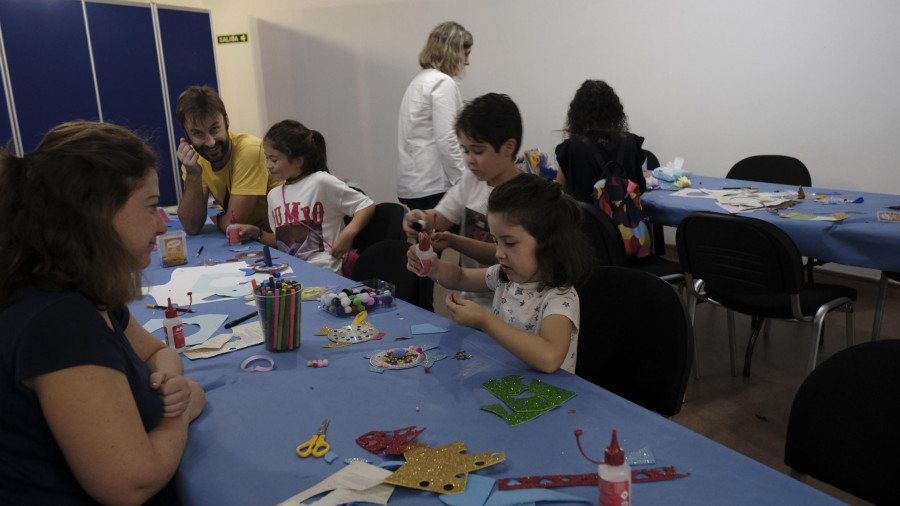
[{"xmin": 593, "ymin": 160, "xmax": 652, "ymax": 259}]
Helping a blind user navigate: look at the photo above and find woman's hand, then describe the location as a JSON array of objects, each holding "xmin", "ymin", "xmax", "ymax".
[
  {"xmin": 150, "ymin": 372, "xmax": 193, "ymax": 418},
  {"xmin": 444, "ymin": 292, "xmax": 487, "ymax": 329}
]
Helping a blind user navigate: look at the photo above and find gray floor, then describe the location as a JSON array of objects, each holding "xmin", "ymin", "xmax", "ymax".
[{"xmin": 433, "ymin": 249, "xmax": 896, "ymax": 505}]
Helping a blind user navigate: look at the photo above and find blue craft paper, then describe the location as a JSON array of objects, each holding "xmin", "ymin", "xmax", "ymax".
[
  {"xmin": 411, "ymin": 323, "xmax": 448, "ymax": 334},
  {"xmin": 485, "ymin": 488, "xmax": 592, "ymax": 505},
  {"xmin": 438, "ymin": 474, "xmax": 495, "ymax": 506}
]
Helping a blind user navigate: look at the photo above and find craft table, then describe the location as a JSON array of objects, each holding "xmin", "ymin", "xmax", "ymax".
[
  {"xmin": 641, "ymin": 176, "xmax": 900, "ymax": 272},
  {"xmin": 132, "ymin": 224, "xmax": 844, "ymax": 505}
]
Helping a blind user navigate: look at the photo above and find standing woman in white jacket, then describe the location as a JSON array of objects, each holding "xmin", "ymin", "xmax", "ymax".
[{"xmin": 397, "ymin": 21, "xmax": 473, "ymax": 212}]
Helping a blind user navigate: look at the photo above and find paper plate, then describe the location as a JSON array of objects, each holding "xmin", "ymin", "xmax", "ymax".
[{"xmin": 369, "ymin": 348, "xmax": 426, "ymax": 370}]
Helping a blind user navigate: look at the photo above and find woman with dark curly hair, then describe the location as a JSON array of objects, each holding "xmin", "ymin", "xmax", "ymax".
[{"xmin": 555, "ymin": 80, "xmax": 647, "ymax": 203}]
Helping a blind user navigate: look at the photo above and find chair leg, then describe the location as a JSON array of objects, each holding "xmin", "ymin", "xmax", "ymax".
[
  {"xmin": 742, "ymin": 317, "xmax": 766, "ymax": 378},
  {"xmin": 845, "ymin": 303, "xmax": 855, "ymax": 348},
  {"xmin": 727, "ymin": 310, "xmax": 738, "ymax": 377},
  {"xmin": 686, "ymin": 291, "xmax": 701, "ymax": 379},
  {"xmin": 872, "ymin": 271, "xmax": 890, "ymax": 341}
]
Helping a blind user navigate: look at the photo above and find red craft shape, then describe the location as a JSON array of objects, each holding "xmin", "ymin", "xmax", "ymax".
[
  {"xmin": 356, "ymin": 425, "xmax": 426, "ymax": 455},
  {"xmin": 497, "ymin": 467, "xmax": 689, "ymax": 490}
]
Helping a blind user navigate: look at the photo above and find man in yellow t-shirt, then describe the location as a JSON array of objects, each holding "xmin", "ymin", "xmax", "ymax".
[{"xmin": 175, "ymin": 86, "xmax": 279, "ymax": 235}]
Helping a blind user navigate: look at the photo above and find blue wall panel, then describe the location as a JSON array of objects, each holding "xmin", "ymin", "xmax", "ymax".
[
  {"xmin": 86, "ymin": 1, "xmax": 178, "ymax": 206},
  {"xmin": 0, "ymin": 0, "xmax": 98, "ymax": 151},
  {"xmin": 157, "ymin": 7, "xmax": 218, "ymax": 143}
]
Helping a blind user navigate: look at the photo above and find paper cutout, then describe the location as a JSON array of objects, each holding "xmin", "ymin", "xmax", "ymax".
[
  {"xmin": 479, "ymin": 375, "xmax": 576, "ymax": 426},
  {"xmin": 410, "ymin": 323, "xmax": 448, "ymax": 334},
  {"xmin": 277, "ymin": 460, "xmax": 394, "ymax": 506},
  {"xmin": 182, "ymin": 322, "xmax": 265, "ymax": 360},
  {"xmin": 497, "ymin": 466, "xmax": 689, "ymax": 491},
  {"xmin": 778, "ymin": 211, "xmax": 849, "ymax": 221},
  {"xmin": 356, "ymin": 426, "xmax": 427, "ymax": 455},
  {"xmin": 146, "ymin": 262, "xmax": 273, "ymax": 306},
  {"xmin": 143, "ymin": 314, "xmax": 228, "ymax": 346},
  {"xmin": 878, "ymin": 211, "xmax": 900, "ymax": 222},
  {"xmin": 384, "ymin": 441, "xmax": 505, "ymax": 495}
]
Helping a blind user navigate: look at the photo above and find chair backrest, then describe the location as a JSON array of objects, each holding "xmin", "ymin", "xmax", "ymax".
[
  {"xmin": 643, "ymin": 149, "xmax": 661, "ymax": 171},
  {"xmin": 351, "ymin": 202, "xmax": 407, "ymax": 254},
  {"xmin": 675, "ymin": 211, "xmax": 804, "ymax": 299},
  {"xmin": 726, "ymin": 155, "xmax": 811, "ymax": 187},
  {"xmin": 577, "ymin": 201, "xmax": 627, "ymax": 267},
  {"xmin": 575, "ymin": 266, "xmax": 693, "ymax": 416},
  {"xmin": 349, "ymin": 239, "xmax": 420, "ymax": 306},
  {"xmin": 784, "ymin": 340, "xmax": 900, "ymax": 505}
]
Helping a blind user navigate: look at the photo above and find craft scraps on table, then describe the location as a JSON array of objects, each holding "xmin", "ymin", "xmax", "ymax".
[
  {"xmin": 143, "ymin": 314, "xmax": 228, "ymax": 347},
  {"xmin": 181, "ymin": 321, "xmax": 265, "ymax": 360},
  {"xmin": 356, "ymin": 425, "xmax": 427, "ymax": 455},
  {"xmin": 276, "ymin": 460, "xmax": 394, "ymax": 506},
  {"xmin": 384, "ymin": 440, "xmax": 505, "ymax": 495},
  {"xmin": 878, "ymin": 211, "xmax": 900, "ymax": 222},
  {"xmin": 437, "ymin": 474, "xmax": 593, "ymax": 506},
  {"xmin": 452, "ymin": 350, "xmax": 472, "ymax": 360},
  {"xmin": 479, "ymin": 375, "xmax": 576, "ymax": 426},
  {"xmin": 316, "ymin": 311, "xmax": 384, "ymax": 347},
  {"xmin": 778, "ymin": 211, "xmax": 849, "ymax": 221}
]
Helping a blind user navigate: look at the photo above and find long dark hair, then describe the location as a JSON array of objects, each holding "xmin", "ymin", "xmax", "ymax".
[
  {"xmin": 264, "ymin": 120, "xmax": 329, "ymax": 176},
  {"xmin": 0, "ymin": 121, "xmax": 157, "ymax": 309},
  {"xmin": 488, "ymin": 173, "xmax": 591, "ymax": 290},
  {"xmin": 564, "ymin": 79, "xmax": 628, "ymax": 139}
]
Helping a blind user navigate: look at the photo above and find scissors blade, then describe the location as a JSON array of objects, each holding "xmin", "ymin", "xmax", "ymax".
[{"xmin": 316, "ymin": 418, "xmax": 330, "ymax": 435}]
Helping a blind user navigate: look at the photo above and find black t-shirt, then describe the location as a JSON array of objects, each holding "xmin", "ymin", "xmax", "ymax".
[
  {"xmin": 0, "ymin": 282, "xmax": 162, "ymax": 504},
  {"xmin": 555, "ymin": 131, "xmax": 647, "ymax": 204}
]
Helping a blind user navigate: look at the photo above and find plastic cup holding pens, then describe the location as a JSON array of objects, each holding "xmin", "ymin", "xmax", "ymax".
[{"xmin": 253, "ymin": 279, "xmax": 302, "ymax": 352}]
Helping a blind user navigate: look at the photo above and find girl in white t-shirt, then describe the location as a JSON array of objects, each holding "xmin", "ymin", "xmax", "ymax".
[
  {"xmin": 407, "ymin": 173, "xmax": 592, "ymax": 373},
  {"xmin": 241, "ymin": 120, "xmax": 374, "ymax": 273}
]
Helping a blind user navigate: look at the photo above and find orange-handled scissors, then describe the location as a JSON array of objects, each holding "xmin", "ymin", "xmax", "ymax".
[{"xmin": 296, "ymin": 418, "xmax": 330, "ymax": 458}]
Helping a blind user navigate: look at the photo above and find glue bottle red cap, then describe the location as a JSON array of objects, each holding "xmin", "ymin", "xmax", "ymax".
[
  {"xmin": 165, "ymin": 297, "xmax": 178, "ymax": 319},
  {"xmin": 230, "ymin": 212, "xmax": 237, "ymax": 225},
  {"xmin": 604, "ymin": 430, "xmax": 624, "ymax": 466}
]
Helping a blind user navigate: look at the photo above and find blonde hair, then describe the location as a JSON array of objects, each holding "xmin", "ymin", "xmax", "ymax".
[{"xmin": 418, "ymin": 21, "xmax": 473, "ymax": 76}]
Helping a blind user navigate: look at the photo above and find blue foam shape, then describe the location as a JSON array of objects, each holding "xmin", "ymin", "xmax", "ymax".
[
  {"xmin": 411, "ymin": 323, "xmax": 448, "ymax": 334},
  {"xmin": 485, "ymin": 488, "xmax": 592, "ymax": 505},
  {"xmin": 323, "ymin": 451, "xmax": 338, "ymax": 464}
]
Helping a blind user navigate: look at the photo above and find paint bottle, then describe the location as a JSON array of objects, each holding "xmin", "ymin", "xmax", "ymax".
[
  {"xmin": 227, "ymin": 212, "xmax": 242, "ymax": 245},
  {"xmin": 415, "ymin": 231, "xmax": 433, "ymax": 277},
  {"xmin": 598, "ymin": 430, "xmax": 631, "ymax": 506},
  {"xmin": 163, "ymin": 297, "xmax": 186, "ymax": 352}
]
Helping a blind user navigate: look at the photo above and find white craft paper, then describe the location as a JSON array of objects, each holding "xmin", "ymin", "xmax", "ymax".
[
  {"xmin": 182, "ymin": 322, "xmax": 265, "ymax": 360},
  {"xmin": 142, "ymin": 314, "xmax": 228, "ymax": 346},
  {"xmin": 277, "ymin": 461, "xmax": 394, "ymax": 506}
]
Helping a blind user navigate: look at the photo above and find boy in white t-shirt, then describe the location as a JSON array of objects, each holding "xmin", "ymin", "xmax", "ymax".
[{"xmin": 402, "ymin": 93, "xmax": 524, "ymax": 309}]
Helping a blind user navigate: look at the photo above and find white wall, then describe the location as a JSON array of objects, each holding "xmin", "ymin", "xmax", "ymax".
[{"xmin": 179, "ymin": 0, "xmax": 900, "ymax": 207}]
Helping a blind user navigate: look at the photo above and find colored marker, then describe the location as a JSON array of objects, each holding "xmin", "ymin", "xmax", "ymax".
[
  {"xmin": 195, "ymin": 246, "xmax": 204, "ymax": 257},
  {"xmin": 224, "ymin": 311, "xmax": 258, "ymax": 329}
]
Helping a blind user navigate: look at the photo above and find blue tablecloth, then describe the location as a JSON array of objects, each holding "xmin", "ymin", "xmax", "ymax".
[
  {"xmin": 131, "ymin": 225, "xmax": 843, "ymax": 505},
  {"xmin": 642, "ymin": 176, "xmax": 900, "ymax": 272}
]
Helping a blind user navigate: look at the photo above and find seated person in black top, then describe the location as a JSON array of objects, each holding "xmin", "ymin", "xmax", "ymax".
[
  {"xmin": 555, "ymin": 79, "xmax": 647, "ymax": 203},
  {"xmin": 0, "ymin": 121, "xmax": 206, "ymax": 505}
]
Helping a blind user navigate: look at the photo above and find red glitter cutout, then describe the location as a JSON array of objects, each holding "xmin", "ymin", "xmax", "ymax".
[
  {"xmin": 497, "ymin": 467, "xmax": 689, "ymax": 490},
  {"xmin": 355, "ymin": 426, "xmax": 426, "ymax": 455}
]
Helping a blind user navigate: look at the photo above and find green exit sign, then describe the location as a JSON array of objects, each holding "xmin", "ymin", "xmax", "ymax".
[{"xmin": 217, "ymin": 33, "xmax": 248, "ymax": 44}]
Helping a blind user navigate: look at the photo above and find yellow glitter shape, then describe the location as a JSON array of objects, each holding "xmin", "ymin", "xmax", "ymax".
[{"xmin": 384, "ymin": 441, "xmax": 505, "ymax": 495}]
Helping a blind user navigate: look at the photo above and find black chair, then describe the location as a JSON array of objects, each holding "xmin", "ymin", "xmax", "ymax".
[
  {"xmin": 349, "ymin": 202, "xmax": 407, "ymax": 254},
  {"xmin": 676, "ymin": 211, "xmax": 856, "ymax": 377},
  {"xmin": 726, "ymin": 155, "xmax": 822, "ymax": 282},
  {"xmin": 871, "ymin": 271, "xmax": 900, "ymax": 340},
  {"xmin": 575, "ymin": 266, "xmax": 693, "ymax": 416},
  {"xmin": 726, "ymin": 155, "xmax": 811, "ymax": 187},
  {"xmin": 643, "ymin": 149, "xmax": 661, "ymax": 171},
  {"xmin": 577, "ymin": 201, "xmax": 683, "ymax": 284},
  {"xmin": 349, "ymin": 240, "xmax": 421, "ymax": 308},
  {"xmin": 784, "ymin": 340, "xmax": 900, "ymax": 505}
]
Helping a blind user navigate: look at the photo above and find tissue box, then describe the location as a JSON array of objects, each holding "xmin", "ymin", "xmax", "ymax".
[
  {"xmin": 653, "ymin": 167, "xmax": 692, "ymax": 182},
  {"xmin": 156, "ymin": 230, "xmax": 187, "ymax": 267}
]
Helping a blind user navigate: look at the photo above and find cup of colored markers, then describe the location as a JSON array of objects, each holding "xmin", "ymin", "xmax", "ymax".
[{"xmin": 253, "ymin": 277, "xmax": 302, "ymax": 352}]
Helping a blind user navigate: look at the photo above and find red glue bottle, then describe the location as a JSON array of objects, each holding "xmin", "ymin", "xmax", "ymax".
[
  {"xmin": 598, "ymin": 430, "xmax": 631, "ymax": 506},
  {"xmin": 415, "ymin": 231, "xmax": 433, "ymax": 277},
  {"xmin": 227, "ymin": 212, "xmax": 242, "ymax": 245},
  {"xmin": 163, "ymin": 298, "xmax": 186, "ymax": 352}
]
